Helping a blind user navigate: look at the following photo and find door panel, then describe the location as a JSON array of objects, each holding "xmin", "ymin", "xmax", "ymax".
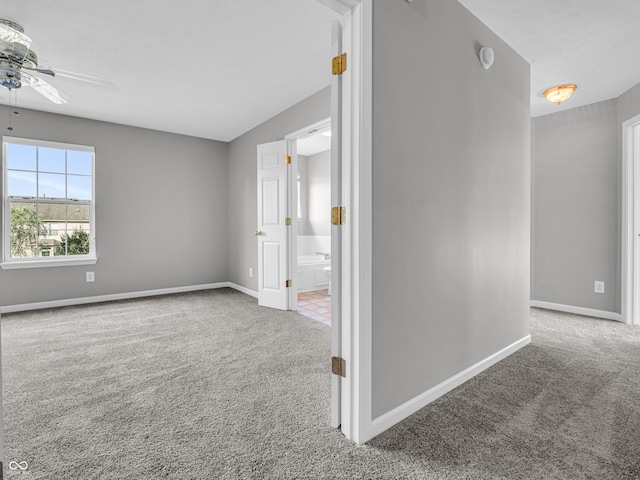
[
  {"xmin": 257, "ymin": 140, "xmax": 289, "ymax": 310},
  {"xmin": 262, "ymin": 242, "xmax": 281, "ymax": 290},
  {"xmin": 262, "ymin": 178, "xmax": 280, "ymax": 225}
]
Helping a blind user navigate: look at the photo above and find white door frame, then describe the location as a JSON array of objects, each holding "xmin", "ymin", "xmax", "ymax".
[
  {"xmin": 284, "ymin": 117, "xmax": 332, "ymax": 312},
  {"xmin": 622, "ymin": 113, "xmax": 640, "ymax": 326},
  {"xmin": 316, "ymin": 0, "xmax": 373, "ymax": 444}
]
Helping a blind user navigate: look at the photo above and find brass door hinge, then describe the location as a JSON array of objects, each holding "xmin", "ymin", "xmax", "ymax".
[
  {"xmin": 286, "ymin": 280, "xmax": 292, "ymax": 288},
  {"xmin": 331, "ymin": 206, "xmax": 346, "ymax": 226},
  {"xmin": 332, "ymin": 356, "xmax": 346, "ymax": 377},
  {"xmin": 285, "ymin": 217, "xmax": 292, "ymax": 226},
  {"xmin": 332, "ymin": 53, "xmax": 347, "ymax": 75},
  {"xmin": 286, "ymin": 155, "xmax": 291, "ymax": 164}
]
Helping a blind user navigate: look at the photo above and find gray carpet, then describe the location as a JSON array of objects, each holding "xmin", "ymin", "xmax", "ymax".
[{"xmin": 2, "ymin": 289, "xmax": 640, "ymax": 479}]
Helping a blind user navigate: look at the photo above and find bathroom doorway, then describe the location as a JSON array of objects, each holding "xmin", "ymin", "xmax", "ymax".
[{"xmin": 293, "ymin": 122, "xmax": 332, "ymax": 326}]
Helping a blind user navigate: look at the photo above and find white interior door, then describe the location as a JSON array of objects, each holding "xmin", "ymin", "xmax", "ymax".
[
  {"xmin": 257, "ymin": 140, "xmax": 289, "ymax": 310},
  {"xmin": 330, "ymin": 18, "xmax": 344, "ymax": 430}
]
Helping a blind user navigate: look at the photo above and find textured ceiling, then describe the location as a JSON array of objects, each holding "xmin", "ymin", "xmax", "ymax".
[
  {"xmin": 3, "ymin": 1, "xmax": 637, "ymax": 138},
  {"xmin": 457, "ymin": 0, "xmax": 640, "ymax": 117},
  {"xmin": 0, "ymin": 1, "xmax": 335, "ymax": 141}
]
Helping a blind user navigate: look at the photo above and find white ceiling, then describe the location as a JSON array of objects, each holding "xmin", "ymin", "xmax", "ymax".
[
  {"xmin": 298, "ymin": 129, "xmax": 331, "ymax": 156},
  {"xmin": 0, "ymin": 1, "xmax": 335, "ymax": 141},
  {"xmin": 2, "ymin": 1, "xmax": 639, "ymax": 140},
  {"xmin": 457, "ymin": 0, "xmax": 640, "ymax": 117}
]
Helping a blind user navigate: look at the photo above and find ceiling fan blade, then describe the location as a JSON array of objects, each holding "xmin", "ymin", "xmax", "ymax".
[
  {"xmin": 38, "ymin": 67, "xmax": 118, "ymax": 90},
  {"xmin": 22, "ymin": 72, "xmax": 68, "ymax": 104},
  {"xmin": 23, "ymin": 66, "xmax": 55, "ymax": 77}
]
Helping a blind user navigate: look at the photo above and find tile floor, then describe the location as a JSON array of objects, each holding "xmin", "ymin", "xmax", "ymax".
[{"xmin": 297, "ymin": 289, "xmax": 331, "ymax": 327}]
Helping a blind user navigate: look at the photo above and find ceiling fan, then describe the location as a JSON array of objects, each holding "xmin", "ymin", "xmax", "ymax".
[{"xmin": 0, "ymin": 18, "xmax": 115, "ymax": 105}]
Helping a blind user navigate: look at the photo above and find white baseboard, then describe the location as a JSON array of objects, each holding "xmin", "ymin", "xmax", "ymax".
[
  {"xmin": 530, "ymin": 300, "xmax": 622, "ymax": 322},
  {"xmin": 368, "ymin": 335, "xmax": 531, "ymax": 440},
  {"xmin": 0, "ymin": 282, "xmax": 262, "ymax": 314},
  {"xmin": 228, "ymin": 283, "xmax": 258, "ymax": 298}
]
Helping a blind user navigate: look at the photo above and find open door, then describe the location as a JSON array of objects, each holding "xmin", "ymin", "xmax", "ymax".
[
  {"xmin": 257, "ymin": 140, "xmax": 289, "ymax": 310},
  {"xmin": 330, "ymin": 19, "xmax": 344, "ymax": 429}
]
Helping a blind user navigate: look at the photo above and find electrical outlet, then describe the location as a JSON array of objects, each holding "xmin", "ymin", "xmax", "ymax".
[
  {"xmin": 86, "ymin": 272, "xmax": 95, "ymax": 283},
  {"xmin": 594, "ymin": 281, "xmax": 605, "ymax": 294},
  {"xmin": 249, "ymin": 267, "xmax": 253, "ymax": 278}
]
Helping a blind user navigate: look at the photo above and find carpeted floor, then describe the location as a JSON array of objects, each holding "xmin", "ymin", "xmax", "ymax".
[{"xmin": 2, "ymin": 289, "xmax": 640, "ymax": 479}]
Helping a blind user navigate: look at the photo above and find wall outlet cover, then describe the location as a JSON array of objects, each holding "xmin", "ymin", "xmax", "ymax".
[{"xmin": 594, "ymin": 281, "xmax": 605, "ymax": 294}]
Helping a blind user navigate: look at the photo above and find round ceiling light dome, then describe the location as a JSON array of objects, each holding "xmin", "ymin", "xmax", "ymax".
[{"xmin": 544, "ymin": 84, "xmax": 577, "ymax": 105}]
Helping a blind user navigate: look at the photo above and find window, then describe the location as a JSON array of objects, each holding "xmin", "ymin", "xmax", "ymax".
[{"xmin": 2, "ymin": 137, "xmax": 96, "ymax": 269}]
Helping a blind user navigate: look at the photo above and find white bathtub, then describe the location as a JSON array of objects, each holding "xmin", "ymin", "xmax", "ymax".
[
  {"xmin": 298, "ymin": 255, "xmax": 330, "ymax": 266},
  {"xmin": 297, "ymin": 255, "xmax": 330, "ymax": 292}
]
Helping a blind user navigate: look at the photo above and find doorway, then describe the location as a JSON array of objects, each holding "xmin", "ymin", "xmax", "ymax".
[{"xmin": 294, "ymin": 125, "xmax": 332, "ymax": 326}]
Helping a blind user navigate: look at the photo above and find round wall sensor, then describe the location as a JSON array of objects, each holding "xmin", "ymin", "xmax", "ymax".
[{"xmin": 479, "ymin": 47, "xmax": 495, "ymax": 69}]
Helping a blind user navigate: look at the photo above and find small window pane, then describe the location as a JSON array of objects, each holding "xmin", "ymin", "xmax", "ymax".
[
  {"xmin": 9, "ymin": 202, "xmax": 42, "ymax": 258},
  {"xmin": 6, "ymin": 144, "xmax": 36, "ymax": 171},
  {"xmin": 38, "ymin": 173, "xmax": 66, "ymax": 198},
  {"xmin": 7, "ymin": 170, "xmax": 37, "ymax": 197},
  {"xmin": 39, "ymin": 147, "xmax": 66, "ymax": 173},
  {"xmin": 67, "ymin": 175, "xmax": 92, "ymax": 200},
  {"xmin": 37, "ymin": 203, "xmax": 67, "ymax": 255},
  {"xmin": 64, "ymin": 204, "xmax": 90, "ymax": 256},
  {"xmin": 67, "ymin": 150, "xmax": 92, "ymax": 175}
]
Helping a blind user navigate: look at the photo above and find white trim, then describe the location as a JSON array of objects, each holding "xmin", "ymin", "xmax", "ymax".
[
  {"xmin": 346, "ymin": 0, "xmax": 372, "ymax": 445},
  {"xmin": 315, "ymin": 0, "xmax": 360, "ymax": 15},
  {"xmin": 622, "ymin": 114, "xmax": 640, "ymax": 326},
  {"xmin": 0, "ymin": 282, "xmax": 259, "ymax": 314},
  {"xmin": 1, "ymin": 256, "xmax": 97, "ymax": 269},
  {"xmin": 285, "ymin": 118, "xmax": 331, "ymax": 141},
  {"xmin": 531, "ymin": 300, "xmax": 623, "ymax": 322},
  {"xmin": 368, "ymin": 335, "xmax": 531, "ymax": 441},
  {"xmin": 228, "ymin": 282, "xmax": 258, "ymax": 298},
  {"xmin": 3, "ymin": 136, "xmax": 94, "ymax": 152}
]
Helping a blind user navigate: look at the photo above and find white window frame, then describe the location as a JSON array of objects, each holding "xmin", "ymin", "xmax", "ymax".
[{"xmin": 2, "ymin": 136, "xmax": 97, "ymax": 269}]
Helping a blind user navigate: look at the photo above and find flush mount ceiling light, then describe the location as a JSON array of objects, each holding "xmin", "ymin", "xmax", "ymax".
[{"xmin": 543, "ymin": 84, "xmax": 577, "ymax": 105}]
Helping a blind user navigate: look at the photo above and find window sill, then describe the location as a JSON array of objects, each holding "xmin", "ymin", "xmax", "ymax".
[{"xmin": 1, "ymin": 257, "xmax": 97, "ymax": 270}]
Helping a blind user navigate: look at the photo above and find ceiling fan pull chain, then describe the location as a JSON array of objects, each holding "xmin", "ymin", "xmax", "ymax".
[
  {"xmin": 7, "ymin": 89, "xmax": 18, "ymax": 131},
  {"xmin": 7, "ymin": 89, "xmax": 13, "ymax": 131}
]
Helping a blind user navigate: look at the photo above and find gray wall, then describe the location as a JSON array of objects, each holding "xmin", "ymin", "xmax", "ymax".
[
  {"xmin": 617, "ymin": 81, "xmax": 640, "ymax": 127},
  {"xmin": 371, "ymin": 0, "xmax": 531, "ymax": 418},
  {"xmin": 532, "ymin": 100, "xmax": 618, "ymax": 311},
  {"xmin": 227, "ymin": 87, "xmax": 330, "ymax": 292},
  {"xmin": 297, "ymin": 154, "xmax": 310, "ymax": 235},
  {"xmin": 531, "ymin": 80, "xmax": 640, "ymax": 314},
  {"xmin": 0, "ymin": 106, "xmax": 228, "ymax": 307},
  {"xmin": 300, "ymin": 149, "xmax": 331, "ymax": 236}
]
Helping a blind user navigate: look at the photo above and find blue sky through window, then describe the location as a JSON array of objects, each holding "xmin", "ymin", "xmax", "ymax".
[{"xmin": 6, "ymin": 143, "xmax": 92, "ymax": 200}]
